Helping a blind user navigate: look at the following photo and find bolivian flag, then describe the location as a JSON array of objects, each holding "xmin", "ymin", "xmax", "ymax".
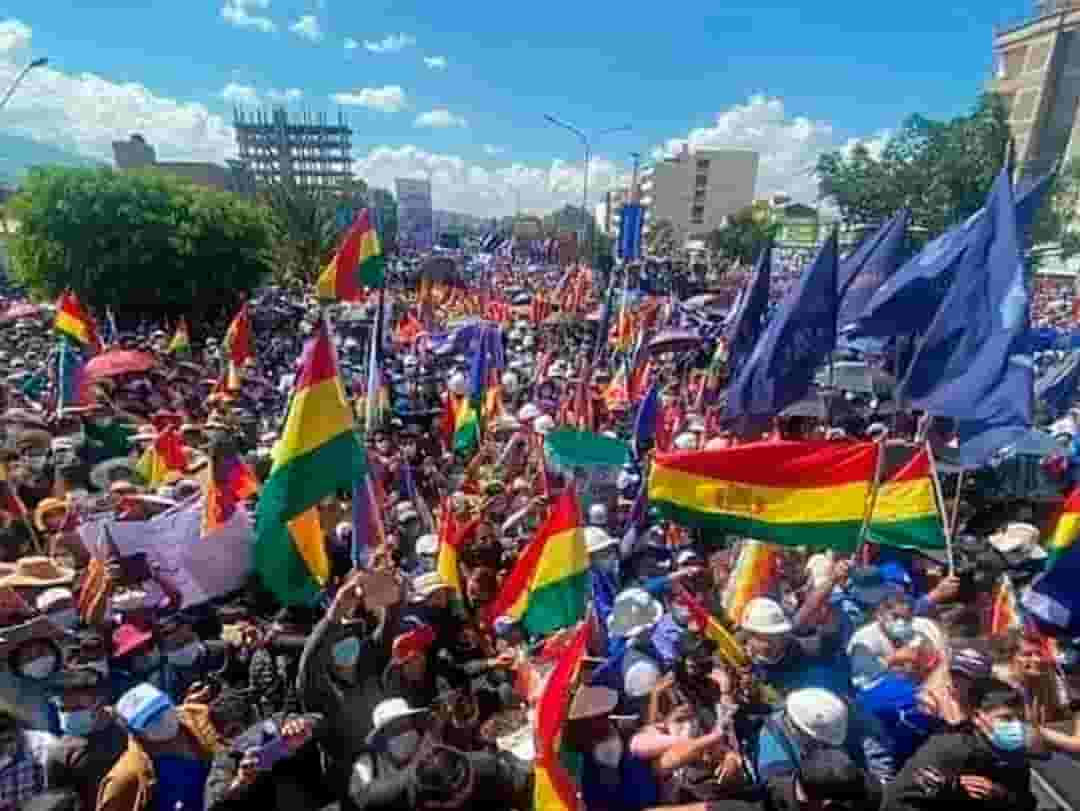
[
  {"xmin": 135, "ymin": 427, "xmax": 189, "ymax": 487},
  {"xmin": 867, "ymin": 447, "xmax": 946, "ymax": 550},
  {"xmin": 990, "ymin": 574, "xmax": 1021, "ymax": 637},
  {"xmin": 254, "ymin": 324, "xmax": 366, "ymax": 605},
  {"xmin": 677, "ymin": 586, "xmax": 748, "ymax": 668},
  {"xmin": 201, "ymin": 452, "xmax": 259, "ymax": 538},
  {"xmin": 722, "ymin": 540, "xmax": 780, "ymax": 627},
  {"xmin": 649, "ymin": 440, "xmax": 879, "ymax": 552},
  {"xmin": 223, "ymin": 304, "xmax": 253, "ymax": 367},
  {"xmin": 1049, "ymin": 486, "xmax": 1080, "ymax": 569},
  {"xmin": 316, "ymin": 208, "xmax": 386, "ymax": 301},
  {"xmin": 167, "ymin": 318, "xmax": 191, "ymax": 355},
  {"xmin": 485, "ymin": 488, "xmax": 588, "ymax": 636},
  {"xmin": 54, "ymin": 291, "xmax": 101, "ymax": 352},
  {"xmin": 534, "ymin": 620, "xmax": 588, "ymax": 811}
]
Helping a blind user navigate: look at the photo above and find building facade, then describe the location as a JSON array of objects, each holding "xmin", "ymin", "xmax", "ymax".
[
  {"xmin": 640, "ymin": 146, "xmax": 758, "ymax": 242},
  {"xmin": 233, "ymin": 108, "xmax": 353, "ymax": 193},
  {"xmin": 989, "ymin": 0, "xmax": 1080, "ymax": 178},
  {"xmin": 111, "ymin": 134, "xmax": 251, "ymax": 194}
]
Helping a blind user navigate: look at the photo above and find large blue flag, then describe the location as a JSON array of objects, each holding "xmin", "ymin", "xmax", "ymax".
[
  {"xmin": 852, "ymin": 172, "xmax": 1053, "ymax": 339},
  {"xmin": 1036, "ymin": 352, "xmax": 1080, "ymax": 420},
  {"xmin": 837, "ymin": 209, "xmax": 910, "ymax": 332},
  {"xmin": 1024, "ymin": 541, "xmax": 1080, "ymax": 636},
  {"xmin": 724, "ymin": 244, "xmax": 772, "ymax": 378},
  {"xmin": 632, "ymin": 383, "xmax": 660, "ymax": 458},
  {"xmin": 725, "ymin": 230, "xmax": 839, "ymax": 418},
  {"xmin": 903, "ymin": 169, "xmax": 1033, "ymax": 464}
]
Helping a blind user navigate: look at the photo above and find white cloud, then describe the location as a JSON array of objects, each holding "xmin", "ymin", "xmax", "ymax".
[
  {"xmin": 289, "ymin": 15, "xmax": 323, "ymax": 42},
  {"xmin": 221, "ymin": 82, "xmax": 260, "ymax": 106},
  {"xmin": 330, "ymin": 85, "xmax": 407, "ymax": 112},
  {"xmin": 363, "ymin": 33, "xmax": 415, "ymax": 54},
  {"xmin": 483, "ymin": 144, "xmax": 504, "ymax": 156},
  {"xmin": 0, "ymin": 19, "xmax": 32, "ymax": 55},
  {"xmin": 267, "ymin": 87, "xmax": 303, "ymax": 103},
  {"xmin": 221, "ymin": 0, "xmax": 276, "ymax": 33},
  {"xmin": 423, "ymin": 55, "xmax": 447, "ymax": 70},
  {"xmin": 414, "ymin": 109, "xmax": 466, "ymax": 129},
  {"xmin": 0, "ymin": 20, "xmax": 235, "ymax": 166},
  {"xmin": 344, "ymin": 37, "xmax": 359, "ymax": 51}
]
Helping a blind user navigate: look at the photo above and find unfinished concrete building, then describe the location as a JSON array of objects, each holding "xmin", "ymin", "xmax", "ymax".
[{"xmin": 233, "ymin": 107, "xmax": 353, "ymax": 193}]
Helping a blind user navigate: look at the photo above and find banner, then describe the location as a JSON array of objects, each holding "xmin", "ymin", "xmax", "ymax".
[{"xmin": 619, "ymin": 203, "xmax": 644, "ymax": 260}]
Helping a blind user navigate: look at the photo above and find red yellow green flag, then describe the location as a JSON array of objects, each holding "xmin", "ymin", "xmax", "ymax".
[
  {"xmin": 253, "ymin": 323, "xmax": 366, "ymax": 605},
  {"xmin": 534, "ymin": 620, "xmax": 589, "ymax": 811},
  {"xmin": 867, "ymin": 447, "xmax": 946, "ymax": 550},
  {"xmin": 990, "ymin": 574, "xmax": 1021, "ymax": 637},
  {"xmin": 486, "ymin": 488, "xmax": 588, "ymax": 636},
  {"xmin": 54, "ymin": 291, "xmax": 101, "ymax": 352},
  {"xmin": 316, "ymin": 209, "xmax": 386, "ymax": 301},
  {"xmin": 135, "ymin": 427, "xmax": 189, "ymax": 487},
  {"xmin": 649, "ymin": 440, "xmax": 879, "ymax": 552},
  {"xmin": 722, "ymin": 540, "xmax": 780, "ymax": 627},
  {"xmin": 223, "ymin": 303, "xmax": 253, "ymax": 367},
  {"xmin": 1049, "ymin": 486, "xmax": 1080, "ymax": 568},
  {"xmin": 676, "ymin": 585, "xmax": 749, "ymax": 668}
]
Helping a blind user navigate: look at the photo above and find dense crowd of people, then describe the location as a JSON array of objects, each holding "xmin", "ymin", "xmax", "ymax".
[{"xmin": 0, "ymin": 251, "xmax": 1074, "ymax": 811}]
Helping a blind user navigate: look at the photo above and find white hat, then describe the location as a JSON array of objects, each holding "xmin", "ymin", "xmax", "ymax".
[
  {"xmin": 624, "ymin": 659, "xmax": 662, "ymax": 698},
  {"xmin": 588, "ymin": 503, "xmax": 608, "ymax": 525},
  {"xmin": 449, "ymin": 372, "xmax": 468, "ymax": 396},
  {"xmin": 415, "ymin": 534, "xmax": 439, "ymax": 557},
  {"xmin": 36, "ymin": 587, "xmax": 73, "ymax": 612},
  {"xmin": 366, "ymin": 698, "xmax": 430, "ymax": 745},
  {"xmin": 501, "ymin": 372, "xmax": 519, "ymax": 392},
  {"xmin": 585, "ymin": 526, "xmax": 618, "ymax": 555},
  {"xmin": 673, "ymin": 433, "xmax": 697, "ymax": 450},
  {"xmin": 740, "ymin": 597, "xmax": 793, "ymax": 635},
  {"xmin": 608, "ymin": 588, "xmax": 663, "ymax": 638},
  {"xmin": 533, "ymin": 415, "xmax": 556, "ymax": 435},
  {"xmin": 989, "ymin": 522, "xmax": 1041, "ymax": 556},
  {"xmin": 518, "ymin": 403, "xmax": 541, "ymax": 422},
  {"xmin": 785, "ymin": 688, "xmax": 848, "ymax": 747},
  {"xmin": 411, "ymin": 572, "xmax": 453, "ymax": 601}
]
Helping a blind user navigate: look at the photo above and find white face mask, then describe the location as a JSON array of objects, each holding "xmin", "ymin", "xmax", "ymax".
[
  {"xmin": 386, "ymin": 729, "xmax": 420, "ymax": 762},
  {"xmin": 166, "ymin": 642, "xmax": 203, "ymax": 669},
  {"xmin": 141, "ymin": 709, "xmax": 180, "ymax": 743},
  {"xmin": 49, "ymin": 609, "xmax": 78, "ymax": 630},
  {"xmin": 20, "ymin": 655, "xmax": 57, "ymax": 680},
  {"xmin": 593, "ymin": 734, "xmax": 623, "ymax": 768}
]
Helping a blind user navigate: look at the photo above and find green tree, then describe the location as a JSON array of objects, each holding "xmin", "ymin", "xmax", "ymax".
[
  {"xmin": 707, "ymin": 205, "xmax": 781, "ymax": 264},
  {"xmin": 817, "ymin": 93, "xmax": 1011, "ymax": 240},
  {"xmin": 1029, "ymin": 157, "xmax": 1080, "ymax": 269},
  {"xmin": 8, "ymin": 166, "xmax": 272, "ymax": 324},
  {"xmin": 263, "ymin": 181, "xmax": 348, "ymax": 288},
  {"xmin": 645, "ymin": 218, "xmax": 677, "ymax": 257}
]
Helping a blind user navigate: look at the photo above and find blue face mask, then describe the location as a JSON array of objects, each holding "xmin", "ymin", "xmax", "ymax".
[
  {"xmin": 989, "ymin": 720, "xmax": 1026, "ymax": 752},
  {"xmin": 332, "ymin": 636, "xmax": 361, "ymax": 667}
]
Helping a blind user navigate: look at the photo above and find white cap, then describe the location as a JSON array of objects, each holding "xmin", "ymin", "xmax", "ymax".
[
  {"xmin": 449, "ymin": 372, "xmax": 467, "ymax": 395},
  {"xmin": 588, "ymin": 503, "xmax": 608, "ymax": 525},
  {"xmin": 740, "ymin": 597, "xmax": 793, "ymax": 635},
  {"xmin": 624, "ymin": 659, "xmax": 662, "ymax": 698},
  {"xmin": 534, "ymin": 415, "xmax": 556, "ymax": 435},
  {"xmin": 673, "ymin": 433, "xmax": 697, "ymax": 450},
  {"xmin": 585, "ymin": 526, "xmax": 618, "ymax": 555},
  {"xmin": 501, "ymin": 372, "xmax": 519, "ymax": 392},
  {"xmin": 518, "ymin": 404, "xmax": 541, "ymax": 422},
  {"xmin": 785, "ymin": 688, "xmax": 848, "ymax": 747},
  {"xmin": 415, "ymin": 534, "xmax": 439, "ymax": 557}
]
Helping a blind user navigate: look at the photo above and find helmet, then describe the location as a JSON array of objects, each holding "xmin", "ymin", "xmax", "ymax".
[
  {"xmin": 673, "ymin": 433, "xmax": 697, "ymax": 451},
  {"xmin": 588, "ymin": 503, "xmax": 608, "ymax": 526},
  {"xmin": 624, "ymin": 659, "xmax": 662, "ymax": 698},
  {"xmin": 740, "ymin": 597, "xmax": 793, "ymax": 635},
  {"xmin": 449, "ymin": 372, "xmax": 467, "ymax": 395},
  {"xmin": 518, "ymin": 403, "xmax": 541, "ymax": 422},
  {"xmin": 501, "ymin": 372, "xmax": 519, "ymax": 393},
  {"xmin": 785, "ymin": 689, "xmax": 848, "ymax": 747},
  {"xmin": 533, "ymin": 415, "xmax": 556, "ymax": 435},
  {"xmin": 415, "ymin": 534, "xmax": 439, "ymax": 557}
]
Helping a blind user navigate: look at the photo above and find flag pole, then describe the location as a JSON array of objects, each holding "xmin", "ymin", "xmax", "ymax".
[
  {"xmin": 365, "ymin": 288, "xmax": 384, "ymax": 434},
  {"xmin": 949, "ymin": 470, "xmax": 965, "ymax": 539},
  {"xmin": 925, "ymin": 440, "xmax": 955, "ymax": 575},
  {"xmin": 855, "ymin": 439, "xmax": 886, "ymax": 559}
]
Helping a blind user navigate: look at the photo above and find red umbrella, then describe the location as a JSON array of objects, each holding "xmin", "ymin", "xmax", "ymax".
[{"xmin": 85, "ymin": 350, "xmax": 157, "ymax": 379}]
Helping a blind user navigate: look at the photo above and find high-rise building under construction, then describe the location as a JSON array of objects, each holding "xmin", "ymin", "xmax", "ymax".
[{"xmin": 233, "ymin": 107, "xmax": 353, "ymax": 192}]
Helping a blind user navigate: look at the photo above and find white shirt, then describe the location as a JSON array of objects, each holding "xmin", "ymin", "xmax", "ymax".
[{"xmin": 847, "ymin": 617, "xmax": 944, "ymax": 691}]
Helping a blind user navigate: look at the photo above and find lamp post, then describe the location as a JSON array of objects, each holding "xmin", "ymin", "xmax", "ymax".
[
  {"xmin": 0, "ymin": 57, "xmax": 48, "ymax": 112},
  {"xmin": 544, "ymin": 114, "xmax": 629, "ymax": 264}
]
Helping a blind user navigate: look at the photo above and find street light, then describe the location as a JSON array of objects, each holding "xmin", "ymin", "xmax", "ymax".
[
  {"xmin": 0, "ymin": 57, "xmax": 48, "ymax": 112},
  {"xmin": 544, "ymin": 114, "xmax": 629, "ymax": 263}
]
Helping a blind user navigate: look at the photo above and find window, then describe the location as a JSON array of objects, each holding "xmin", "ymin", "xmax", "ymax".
[
  {"xmin": 694, "ymin": 189, "xmax": 706, "ymax": 203},
  {"xmin": 695, "ymin": 174, "xmax": 708, "ymax": 188}
]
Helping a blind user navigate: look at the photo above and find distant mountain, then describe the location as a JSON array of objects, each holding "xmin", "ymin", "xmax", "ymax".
[{"xmin": 0, "ymin": 134, "xmax": 103, "ymax": 185}]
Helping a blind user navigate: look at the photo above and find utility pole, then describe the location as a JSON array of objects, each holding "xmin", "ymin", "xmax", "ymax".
[{"xmin": 0, "ymin": 57, "xmax": 48, "ymax": 112}]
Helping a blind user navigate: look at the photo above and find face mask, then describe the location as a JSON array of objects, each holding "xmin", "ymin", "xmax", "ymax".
[
  {"xmin": 142, "ymin": 708, "xmax": 180, "ymax": 743},
  {"xmin": 989, "ymin": 719, "xmax": 1026, "ymax": 752},
  {"xmin": 49, "ymin": 609, "xmax": 78, "ymax": 630},
  {"xmin": 387, "ymin": 730, "xmax": 420, "ymax": 762},
  {"xmin": 333, "ymin": 637, "xmax": 361, "ymax": 667},
  {"xmin": 20, "ymin": 655, "xmax": 57, "ymax": 680},
  {"xmin": 59, "ymin": 708, "xmax": 98, "ymax": 737},
  {"xmin": 593, "ymin": 734, "xmax": 624, "ymax": 768},
  {"xmin": 166, "ymin": 642, "xmax": 203, "ymax": 669},
  {"xmin": 885, "ymin": 618, "xmax": 915, "ymax": 643}
]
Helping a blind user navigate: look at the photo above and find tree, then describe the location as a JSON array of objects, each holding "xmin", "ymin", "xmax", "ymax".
[
  {"xmin": 645, "ymin": 218, "xmax": 677, "ymax": 257},
  {"xmin": 263, "ymin": 182, "xmax": 348, "ymax": 288},
  {"xmin": 1029, "ymin": 157, "xmax": 1080, "ymax": 269},
  {"xmin": 817, "ymin": 93, "xmax": 1011, "ymax": 241},
  {"xmin": 7, "ymin": 167, "xmax": 272, "ymax": 325},
  {"xmin": 707, "ymin": 205, "xmax": 781, "ymax": 265}
]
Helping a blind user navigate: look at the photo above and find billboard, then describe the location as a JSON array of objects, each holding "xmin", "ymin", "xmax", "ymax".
[{"xmin": 395, "ymin": 178, "xmax": 434, "ymax": 250}]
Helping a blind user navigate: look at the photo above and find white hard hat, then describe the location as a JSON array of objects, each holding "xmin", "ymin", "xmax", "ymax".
[
  {"xmin": 785, "ymin": 689, "xmax": 848, "ymax": 747},
  {"xmin": 624, "ymin": 659, "xmax": 662, "ymax": 698},
  {"xmin": 415, "ymin": 534, "xmax": 438, "ymax": 557},
  {"xmin": 673, "ymin": 433, "xmax": 697, "ymax": 450},
  {"xmin": 588, "ymin": 503, "xmax": 608, "ymax": 525},
  {"xmin": 449, "ymin": 372, "xmax": 467, "ymax": 395},
  {"xmin": 534, "ymin": 415, "xmax": 556, "ymax": 435},
  {"xmin": 585, "ymin": 526, "xmax": 618, "ymax": 555},
  {"xmin": 740, "ymin": 597, "xmax": 793, "ymax": 635},
  {"xmin": 518, "ymin": 403, "xmax": 541, "ymax": 422}
]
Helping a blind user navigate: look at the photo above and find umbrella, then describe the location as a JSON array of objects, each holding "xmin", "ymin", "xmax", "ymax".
[
  {"xmin": 85, "ymin": 350, "xmax": 157, "ymax": 379},
  {"xmin": 648, "ymin": 329, "xmax": 702, "ymax": 356}
]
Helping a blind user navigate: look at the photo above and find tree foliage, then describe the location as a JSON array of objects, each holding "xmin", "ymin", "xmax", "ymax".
[
  {"xmin": 263, "ymin": 181, "xmax": 352, "ymax": 288},
  {"xmin": 816, "ymin": 93, "xmax": 1011, "ymax": 241},
  {"xmin": 707, "ymin": 205, "xmax": 781, "ymax": 265},
  {"xmin": 7, "ymin": 166, "xmax": 272, "ymax": 324},
  {"xmin": 1029, "ymin": 157, "xmax": 1080, "ymax": 268},
  {"xmin": 645, "ymin": 218, "xmax": 677, "ymax": 257}
]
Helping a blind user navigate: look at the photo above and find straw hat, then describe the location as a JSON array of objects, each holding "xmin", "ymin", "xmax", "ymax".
[
  {"xmin": 0, "ymin": 557, "xmax": 76, "ymax": 588},
  {"xmin": 32, "ymin": 498, "xmax": 69, "ymax": 533}
]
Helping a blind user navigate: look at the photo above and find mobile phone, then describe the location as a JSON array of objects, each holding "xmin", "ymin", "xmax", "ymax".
[
  {"xmin": 254, "ymin": 736, "xmax": 292, "ymax": 771},
  {"xmin": 117, "ymin": 553, "xmax": 153, "ymax": 586}
]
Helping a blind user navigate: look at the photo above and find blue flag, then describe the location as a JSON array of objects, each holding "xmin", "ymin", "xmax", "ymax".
[
  {"xmin": 853, "ymin": 173, "xmax": 1053, "ymax": 339},
  {"xmin": 632, "ymin": 383, "xmax": 660, "ymax": 458},
  {"xmin": 903, "ymin": 169, "xmax": 1033, "ymax": 464},
  {"xmin": 619, "ymin": 203, "xmax": 644, "ymax": 260},
  {"xmin": 837, "ymin": 210, "xmax": 910, "ymax": 332},
  {"xmin": 724, "ymin": 244, "xmax": 772, "ymax": 378},
  {"xmin": 1036, "ymin": 352, "xmax": 1080, "ymax": 420},
  {"xmin": 1023, "ymin": 542, "xmax": 1080, "ymax": 636},
  {"xmin": 725, "ymin": 230, "xmax": 839, "ymax": 418}
]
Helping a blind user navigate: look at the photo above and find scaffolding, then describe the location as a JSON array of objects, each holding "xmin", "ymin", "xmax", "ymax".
[{"xmin": 233, "ymin": 107, "xmax": 353, "ymax": 193}]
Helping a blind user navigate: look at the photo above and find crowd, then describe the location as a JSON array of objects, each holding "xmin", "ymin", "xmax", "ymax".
[{"xmin": 0, "ymin": 253, "xmax": 1073, "ymax": 811}]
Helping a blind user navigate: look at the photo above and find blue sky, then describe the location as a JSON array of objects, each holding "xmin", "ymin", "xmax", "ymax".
[{"xmin": 0, "ymin": 1, "xmax": 1033, "ymax": 215}]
